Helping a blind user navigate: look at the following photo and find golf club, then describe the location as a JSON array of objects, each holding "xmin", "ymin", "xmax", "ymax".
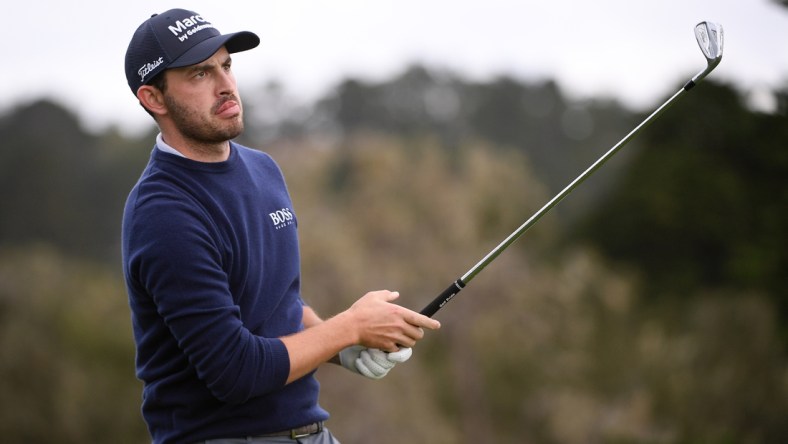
[{"xmin": 420, "ymin": 21, "xmax": 724, "ymax": 317}]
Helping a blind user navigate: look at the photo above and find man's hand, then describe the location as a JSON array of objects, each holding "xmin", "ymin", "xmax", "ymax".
[
  {"xmin": 339, "ymin": 346, "xmax": 413, "ymax": 379},
  {"xmin": 346, "ymin": 290, "xmax": 440, "ymax": 352}
]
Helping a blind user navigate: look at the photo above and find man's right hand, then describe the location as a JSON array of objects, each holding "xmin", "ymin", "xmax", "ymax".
[
  {"xmin": 345, "ymin": 290, "xmax": 441, "ymax": 352},
  {"xmin": 281, "ymin": 290, "xmax": 439, "ymax": 384}
]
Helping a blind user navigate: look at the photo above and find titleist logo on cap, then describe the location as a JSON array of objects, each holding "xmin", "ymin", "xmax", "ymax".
[{"xmin": 138, "ymin": 57, "xmax": 164, "ymax": 83}]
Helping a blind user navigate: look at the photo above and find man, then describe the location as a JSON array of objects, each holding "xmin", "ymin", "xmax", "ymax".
[{"xmin": 122, "ymin": 9, "xmax": 440, "ymax": 444}]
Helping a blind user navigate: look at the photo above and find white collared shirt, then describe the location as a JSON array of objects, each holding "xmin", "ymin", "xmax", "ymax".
[{"xmin": 156, "ymin": 133, "xmax": 186, "ymax": 157}]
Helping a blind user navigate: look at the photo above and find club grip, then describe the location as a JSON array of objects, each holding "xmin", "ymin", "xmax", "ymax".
[{"xmin": 420, "ymin": 279, "xmax": 466, "ymax": 317}]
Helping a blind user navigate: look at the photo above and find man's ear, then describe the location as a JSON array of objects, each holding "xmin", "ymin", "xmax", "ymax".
[{"xmin": 137, "ymin": 85, "xmax": 167, "ymax": 117}]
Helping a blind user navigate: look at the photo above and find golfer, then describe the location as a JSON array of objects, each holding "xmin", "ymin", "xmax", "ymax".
[{"xmin": 122, "ymin": 9, "xmax": 440, "ymax": 444}]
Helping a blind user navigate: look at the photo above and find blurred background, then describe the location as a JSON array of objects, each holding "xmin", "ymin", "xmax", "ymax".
[{"xmin": 1, "ymin": 1, "xmax": 786, "ymax": 443}]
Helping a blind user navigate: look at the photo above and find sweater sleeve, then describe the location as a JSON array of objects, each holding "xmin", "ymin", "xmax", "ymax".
[{"xmin": 126, "ymin": 192, "xmax": 291, "ymax": 405}]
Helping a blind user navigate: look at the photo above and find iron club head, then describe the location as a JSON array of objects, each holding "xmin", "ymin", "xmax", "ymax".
[
  {"xmin": 689, "ymin": 21, "xmax": 724, "ymax": 86},
  {"xmin": 695, "ymin": 21, "xmax": 724, "ymax": 66}
]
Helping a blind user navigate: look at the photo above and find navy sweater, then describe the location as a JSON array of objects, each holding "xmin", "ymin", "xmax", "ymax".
[{"xmin": 122, "ymin": 143, "xmax": 328, "ymax": 443}]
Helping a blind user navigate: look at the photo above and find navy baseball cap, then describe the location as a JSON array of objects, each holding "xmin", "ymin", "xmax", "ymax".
[{"xmin": 125, "ymin": 8, "xmax": 259, "ymax": 95}]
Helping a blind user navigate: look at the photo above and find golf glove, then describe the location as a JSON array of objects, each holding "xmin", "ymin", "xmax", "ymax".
[{"xmin": 338, "ymin": 346, "xmax": 412, "ymax": 379}]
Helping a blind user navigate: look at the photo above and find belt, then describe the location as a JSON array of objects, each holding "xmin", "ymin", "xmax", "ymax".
[{"xmin": 257, "ymin": 421, "xmax": 323, "ymax": 439}]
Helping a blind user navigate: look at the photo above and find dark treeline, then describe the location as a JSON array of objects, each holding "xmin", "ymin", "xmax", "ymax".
[
  {"xmin": 580, "ymin": 83, "xmax": 788, "ymax": 304},
  {"xmin": 0, "ymin": 101, "xmax": 153, "ymax": 263},
  {"xmin": 2, "ymin": 65, "xmax": 784, "ymax": 323},
  {"xmin": 0, "ymin": 64, "xmax": 786, "ymax": 442}
]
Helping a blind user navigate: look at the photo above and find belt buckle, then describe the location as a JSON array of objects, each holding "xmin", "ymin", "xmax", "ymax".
[
  {"xmin": 290, "ymin": 429, "xmax": 310, "ymax": 440},
  {"xmin": 290, "ymin": 422, "xmax": 322, "ymax": 439}
]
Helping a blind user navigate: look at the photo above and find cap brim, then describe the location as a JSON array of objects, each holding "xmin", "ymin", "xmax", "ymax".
[{"xmin": 169, "ymin": 31, "xmax": 260, "ymax": 69}]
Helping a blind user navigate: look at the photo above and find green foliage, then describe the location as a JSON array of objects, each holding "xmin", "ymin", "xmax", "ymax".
[
  {"xmin": 577, "ymin": 82, "xmax": 787, "ymax": 311},
  {"xmin": 0, "ymin": 100, "xmax": 153, "ymax": 262},
  {"xmin": 270, "ymin": 136, "xmax": 787, "ymax": 444},
  {"xmin": 0, "ymin": 246, "xmax": 147, "ymax": 442},
  {"xmin": 0, "ymin": 69, "xmax": 785, "ymax": 442},
  {"xmin": 316, "ymin": 66, "xmax": 638, "ymax": 223}
]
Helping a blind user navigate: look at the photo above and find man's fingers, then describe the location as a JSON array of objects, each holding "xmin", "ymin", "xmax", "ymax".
[
  {"xmin": 355, "ymin": 348, "xmax": 412, "ymax": 379},
  {"xmin": 366, "ymin": 349, "xmax": 396, "ymax": 369},
  {"xmin": 354, "ymin": 290, "xmax": 439, "ymax": 352},
  {"xmin": 356, "ymin": 359, "xmax": 385, "ymax": 379},
  {"xmin": 406, "ymin": 312, "xmax": 441, "ymax": 331},
  {"xmin": 357, "ymin": 349, "xmax": 394, "ymax": 378},
  {"xmin": 387, "ymin": 347, "xmax": 412, "ymax": 363},
  {"xmin": 372, "ymin": 290, "xmax": 399, "ymax": 303}
]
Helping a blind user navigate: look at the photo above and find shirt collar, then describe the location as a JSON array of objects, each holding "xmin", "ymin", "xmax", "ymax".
[{"xmin": 156, "ymin": 133, "xmax": 186, "ymax": 158}]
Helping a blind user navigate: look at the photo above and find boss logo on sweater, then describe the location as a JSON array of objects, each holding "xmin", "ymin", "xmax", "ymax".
[{"xmin": 269, "ymin": 208, "xmax": 294, "ymax": 230}]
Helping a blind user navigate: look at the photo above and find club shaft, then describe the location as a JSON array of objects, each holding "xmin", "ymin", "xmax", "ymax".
[
  {"xmin": 420, "ymin": 85, "xmax": 689, "ymax": 318},
  {"xmin": 420, "ymin": 21, "xmax": 722, "ymax": 318},
  {"xmin": 465, "ymin": 86, "xmax": 687, "ymax": 283}
]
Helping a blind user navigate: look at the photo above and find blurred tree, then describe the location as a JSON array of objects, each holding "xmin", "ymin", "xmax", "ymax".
[
  {"xmin": 776, "ymin": 85, "xmax": 788, "ymax": 116},
  {"xmin": 309, "ymin": 64, "xmax": 638, "ymax": 224},
  {"xmin": 241, "ymin": 80, "xmax": 317, "ymax": 145},
  {"xmin": 0, "ymin": 247, "xmax": 147, "ymax": 442},
  {"xmin": 0, "ymin": 99, "xmax": 152, "ymax": 263},
  {"xmin": 1, "ymin": 64, "xmax": 785, "ymax": 442},
  {"xmin": 0, "ymin": 100, "xmax": 95, "ymax": 254},
  {"xmin": 270, "ymin": 134, "xmax": 787, "ymax": 444},
  {"xmin": 576, "ymin": 81, "xmax": 787, "ymax": 323}
]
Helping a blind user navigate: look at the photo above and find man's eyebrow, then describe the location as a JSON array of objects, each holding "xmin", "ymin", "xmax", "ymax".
[
  {"xmin": 186, "ymin": 62, "xmax": 214, "ymax": 73},
  {"xmin": 185, "ymin": 56, "xmax": 232, "ymax": 73}
]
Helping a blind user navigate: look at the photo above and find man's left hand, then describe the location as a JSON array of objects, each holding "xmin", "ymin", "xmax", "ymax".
[{"xmin": 338, "ymin": 346, "xmax": 412, "ymax": 379}]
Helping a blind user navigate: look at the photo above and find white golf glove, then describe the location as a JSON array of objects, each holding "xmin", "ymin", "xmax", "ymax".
[{"xmin": 338, "ymin": 346, "xmax": 413, "ymax": 379}]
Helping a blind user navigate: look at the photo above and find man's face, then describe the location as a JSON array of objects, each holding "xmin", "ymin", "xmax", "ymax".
[{"xmin": 162, "ymin": 47, "xmax": 244, "ymax": 144}]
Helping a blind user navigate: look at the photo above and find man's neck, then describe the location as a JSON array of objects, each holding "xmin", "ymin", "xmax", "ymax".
[{"xmin": 159, "ymin": 131, "xmax": 231, "ymax": 163}]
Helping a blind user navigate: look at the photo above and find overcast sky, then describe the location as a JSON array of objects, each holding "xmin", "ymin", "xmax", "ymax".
[{"xmin": 3, "ymin": 0, "xmax": 787, "ymax": 135}]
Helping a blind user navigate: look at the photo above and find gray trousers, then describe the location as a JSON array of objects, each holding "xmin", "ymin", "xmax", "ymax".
[{"xmin": 202, "ymin": 428, "xmax": 341, "ymax": 444}]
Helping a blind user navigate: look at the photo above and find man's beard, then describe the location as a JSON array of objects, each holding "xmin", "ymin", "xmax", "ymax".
[{"xmin": 164, "ymin": 93, "xmax": 244, "ymax": 147}]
